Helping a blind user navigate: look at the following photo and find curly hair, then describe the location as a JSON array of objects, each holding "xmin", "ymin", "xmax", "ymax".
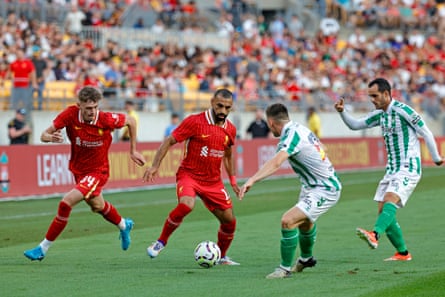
[{"xmin": 78, "ymin": 86, "xmax": 103, "ymax": 103}]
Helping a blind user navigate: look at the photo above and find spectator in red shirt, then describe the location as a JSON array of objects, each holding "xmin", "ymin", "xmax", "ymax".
[
  {"xmin": 23, "ymin": 86, "xmax": 146, "ymax": 261},
  {"xmin": 3, "ymin": 48, "xmax": 37, "ymax": 115},
  {"xmin": 143, "ymin": 88, "xmax": 241, "ymax": 265}
]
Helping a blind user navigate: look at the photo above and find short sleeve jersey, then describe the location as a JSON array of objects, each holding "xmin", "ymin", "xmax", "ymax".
[
  {"xmin": 278, "ymin": 121, "xmax": 341, "ymax": 191},
  {"xmin": 172, "ymin": 109, "xmax": 237, "ymax": 183},
  {"xmin": 53, "ymin": 105, "xmax": 126, "ymax": 176},
  {"xmin": 10, "ymin": 59, "xmax": 35, "ymax": 87},
  {"xmin": 361, "ymin": 100, "xmax": 426, "ymax": 174}
]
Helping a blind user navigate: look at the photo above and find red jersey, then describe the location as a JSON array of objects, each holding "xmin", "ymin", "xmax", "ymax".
[
  {"xmin": 53, "ymin": 105, "xmax": 126, "ymax": 176},
  {"xmin": 172, "ymin": 109, "xmax": 237, "ymax": 183},
  {"xmin": 10, "ymin": 58, "xmax": 35, "ymax": 87}
]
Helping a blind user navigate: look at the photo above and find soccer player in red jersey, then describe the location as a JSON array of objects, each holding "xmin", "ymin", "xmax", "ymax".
[
  {"xmin": 24, "ymin": 86, "xmax": 146, "ymax": 261},
  {"xmin": 144, "ymin": 88, "xmax": 241, "ymax": 265}
]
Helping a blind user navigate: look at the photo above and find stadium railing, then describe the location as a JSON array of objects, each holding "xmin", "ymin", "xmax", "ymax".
[
  {"xmin": 80, "ymin": 26, "xmax": 230, "ymax": 52},
  {"xmin": 0, "ymin": 81, "xmax": 373, "ymax": 113}
]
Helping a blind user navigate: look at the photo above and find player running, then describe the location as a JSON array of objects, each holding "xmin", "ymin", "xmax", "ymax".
[
  {"xmin": 335, "ymin": 77, "xmax": 443, "ymax": 261},
  {"xmin": 24, "ymin": 86, "xmax": 146, "ymax": 261},
  {"xmin": 238, "ymin": 103, "xmax": 342, "ymax": 279},
  {"xmin": 143, "ymin": 88, "xmax": 240, "ymax": 265}
]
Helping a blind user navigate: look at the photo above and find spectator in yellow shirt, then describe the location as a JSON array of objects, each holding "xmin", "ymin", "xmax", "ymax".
[
  {"xmin": 120, "ymin": 100, "xmax": 139, "ymax": 141},
  {"xmin": 307, "ymin": 106, "xmax": 321, "ymax": 139}
]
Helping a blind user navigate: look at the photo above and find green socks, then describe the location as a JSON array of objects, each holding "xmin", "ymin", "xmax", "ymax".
[
  {"xmin": 299, "ymin": 224, "xmax": 317, "ymax": 259},
  {"xmin": 386, "ymin": 220, "xmax": 408, "ymax": 253},
  {"xmin": 374, "ymin": 202, "xmax": 397, "ymax": 236},
  {"xmin": 280, "ymin": 228, "xmax": 299, "ymax": 268}
]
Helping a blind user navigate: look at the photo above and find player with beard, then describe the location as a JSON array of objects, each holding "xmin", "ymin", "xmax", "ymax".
[
  {"xmin": 335, "ymin": 78, "xmax": 443, "ymax": 261},
  {"xmin": 144, "ymin": 88, "xmax": 240, "ymax": 265}
]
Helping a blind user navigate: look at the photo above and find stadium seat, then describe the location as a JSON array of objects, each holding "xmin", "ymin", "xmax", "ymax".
[{"xmin": 43, "ymin": 81, "xmax": 77, "ymax": 110}]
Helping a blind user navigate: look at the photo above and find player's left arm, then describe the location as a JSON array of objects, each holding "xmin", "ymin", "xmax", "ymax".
[
  {"xmin": 124, "ymin": 115, "xmax": 145, "ymax": 166},
  {"xmin": 223, "ymin": 145, "xmax": 239, "ymax": 195},
  {"xmin": 238, "ymin": 150, "xmax": 289, "ymax": 200},
  {"xmin": 41, "ymin": 125, "xmax": 64, "ymax": 143},
  {"xmin": 405, "ymin": 110, "xmax": 443, "ymax": 166}
]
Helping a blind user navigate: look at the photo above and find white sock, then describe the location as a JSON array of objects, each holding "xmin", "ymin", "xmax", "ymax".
[
  {"xmin": 279, "ymin": 264, "xmax": 291, "ymax": 272},
  {"xmin": 118, "ymin": 218, "xmax": 126, "ymax": 230},
  {"xmin": 40, "ymin": 239, "xmax": 53, "ymax": 254}
]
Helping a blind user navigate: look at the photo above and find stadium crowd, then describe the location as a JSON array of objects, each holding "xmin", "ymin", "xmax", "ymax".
[{"xmin": 0, "ymin": 0, "xmax": 445, "ymax": 118}]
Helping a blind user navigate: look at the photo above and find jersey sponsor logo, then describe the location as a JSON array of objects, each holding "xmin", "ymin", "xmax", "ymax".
[
  {"xmin": 382, "ymin": 126, "xmax": 396, "ymax": 135},
  {"xmin": 201, "ymin": 134, "xmax": 211, "ymax": 138},
  {"xmin": 200, "ymin": 146, "xmax": 224, "ymax": 158},
  {"xmin": 200, "ymin": 146, "xmax": 209, "ymax": 157},
  {"xmin": 75, "ymin": 136, "xmax": 104, "ymax": 148},
  {"xmin": 74, "ymin": 126, "xmax": 82, "ymax": 130}
]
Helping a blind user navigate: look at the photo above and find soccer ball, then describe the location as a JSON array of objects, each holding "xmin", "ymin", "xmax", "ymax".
[{"xmin": 194, "ymin": 240, "xmax": 221, "ymax": 268}]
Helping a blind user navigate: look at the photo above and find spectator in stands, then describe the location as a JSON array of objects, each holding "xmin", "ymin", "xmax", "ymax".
[
  {"xmin": 65, "ymin": 4, "xmax": 86, "ymax": 35},
  {"xmin": 8, "ymin": 108, "xmax": 31, "ymax": 145},
  {"xmin": 31, "ymin": 48, "xmax": 48, "ymax": 110},
  {"xmin": 246, "ymin": 108, "xmax": 271, "ymax": 139},
  {"xmin": 120, "ymin": 100, "xmax": 139, "ymax": 142},
  {"xmin": 133, "ymin": 17, "xmax": 145, "ymax": 29},
  {"xmin": 288, "ymin": 14, "xmax": 304, "ymax": 39},
  {"xmin": 306, "ymin": 106, "xmax": 322, "ymax": 139},
  {"xmin": 151, "ymin": 18, "xmax": 166, "ymax": 34},
  {"xmin": 3, "ymin": 48, "xmax": 37, "ymax": 114},
  {"xmin": 164, "ymin": 112, "xmax": 180, "ymax": 139}
]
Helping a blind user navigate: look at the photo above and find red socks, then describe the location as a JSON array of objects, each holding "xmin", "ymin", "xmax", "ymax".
[
  {"xmin": 99, "ymin": 201, "xmax": 122, "ymax": 225},
  {"xmin": 45, "ymin": 201, "xmax": 72, "ymax": 241},
  {"xmin": 218, "ymin": 219, "xmax": 236, "ymax": 258},
  {"xmin": 159, "ymin": 203, "xmax": 192, "ymax": 245}
]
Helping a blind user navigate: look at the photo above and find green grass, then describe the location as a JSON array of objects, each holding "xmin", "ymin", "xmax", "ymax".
[{"xmin": 1, "ymin": 167, "xmax": 444, "ymax": 297}]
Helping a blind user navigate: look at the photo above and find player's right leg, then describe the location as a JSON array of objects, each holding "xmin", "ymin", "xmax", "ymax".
[
  {"xmin": 24, "ymin": 189, "xmax": 83, "ymax": 261},
  {"xmin": 147, "ymin": 198, "xmax": 194, "ymax": 258},
  {"xmin": 148, "ymin": 176, "xmax": 197, "ymax": 258},
  {"xmin": 147, "ymin": 202, "xmax": 193, "ymax": 258}
]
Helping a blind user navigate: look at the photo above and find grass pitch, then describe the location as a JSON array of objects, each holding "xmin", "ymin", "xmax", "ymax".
[{"xmin": 1, "ymin": 167, "xmax": 444, "ymax": 297}]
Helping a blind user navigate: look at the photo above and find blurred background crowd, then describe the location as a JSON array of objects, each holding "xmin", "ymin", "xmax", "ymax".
[{"xmin": 1, "ymin": 0, "xmax": 445, "ymax": 120}]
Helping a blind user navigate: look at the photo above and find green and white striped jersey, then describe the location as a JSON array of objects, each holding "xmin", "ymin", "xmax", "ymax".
[
  {"xmin": 277, "ymin": 121, "xmax": 341, "ymax": 191},
  {"xmin": 340, "ymin": 100, "xmax": 442, "ymax": 175}
]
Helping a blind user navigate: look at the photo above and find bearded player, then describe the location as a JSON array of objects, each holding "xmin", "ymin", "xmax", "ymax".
[{"xmin": 143, "ymin": 88, "xmax": 240, "ymax": 265}]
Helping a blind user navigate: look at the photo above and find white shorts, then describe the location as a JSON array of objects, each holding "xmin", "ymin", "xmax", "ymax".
[
  {"xmin": 373, "ymin": 170, "xmax": 421, "ymax": 208},
  {"xmin": 296, "ymin": 187, "xmax": 341, "ymax": 222}
]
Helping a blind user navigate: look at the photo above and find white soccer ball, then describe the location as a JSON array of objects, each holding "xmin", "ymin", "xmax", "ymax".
[{"xmin": 194, "ymin": 240, "xmax": 221, "ymax": 268}]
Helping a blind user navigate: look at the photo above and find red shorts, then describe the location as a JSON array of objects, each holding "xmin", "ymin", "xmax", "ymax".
[
  {"xmin": 74, "ymin": 172, "xmax": 108, "ymax": 200},
  {"xmin": 176, "ymin": 173, "xmax": 232, "ymax": 212}
]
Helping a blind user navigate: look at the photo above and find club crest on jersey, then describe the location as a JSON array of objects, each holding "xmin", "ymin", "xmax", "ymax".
[
  {"xmin": 382, "ymin": 126, "xmax": 396, "ymax": 135},
  {"xmin": 98, "ymin": 128, "xmax": 103, "ymax": 136},
  {"xmin": 224, "ymin": 135, "xmax": 229, "ymax": 146}
]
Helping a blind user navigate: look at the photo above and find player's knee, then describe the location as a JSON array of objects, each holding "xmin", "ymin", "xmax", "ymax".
[
  {"xmin": 90, "ymin": 205, "xmax": 102, "ymax": 213},
  {"xmin": 220, "ymin": 218, "xmax": 236, "ymax": 233},
  {"xmin": 58, "ymin": 200, "xmax": 72, "ymax": 217},
  {"xmin": 179, "ymin": 197, "xmax": 195, "ymax": 209},
  {"xmin": 281, "ymin": 216, "xmax": 294, "ymax": 229}
]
